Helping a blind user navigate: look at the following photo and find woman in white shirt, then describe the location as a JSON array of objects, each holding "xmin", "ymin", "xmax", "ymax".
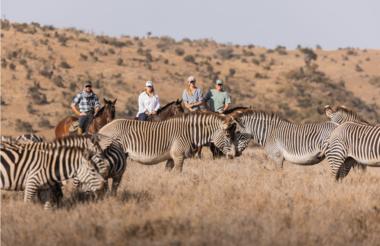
[{"xmin": 137, "ymin": 81, "xmax": 160, "ymax": 121}]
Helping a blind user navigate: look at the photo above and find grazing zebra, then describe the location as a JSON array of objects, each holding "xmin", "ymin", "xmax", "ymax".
[
  {"xmin": 99, "ymin": 112, "xmax": 238, "ymax": 172},
  {"xmin": 14, "ymin": 134, "xmax": 126, "ymax": 196},
  {"xmin": 0, "ymin": 142, "xmax": 106, "ymax": 207},
  {"xmin": 15, "ymin": 133, "xmax": 45, "ymax": 143},
  {"xmin": 325, "ymin": 122, "xmax": 380, "ymax": 180},
  {"xmin": 231, "ymin": 109, "xmax": 338, "ymax": 168},
  {"xmin": 210, "ymin": 133, "xmax": 252, "ymax": 158},
  {"xmin": 324, "ymin": 105, "xmax": 371, "ymax": 125}
]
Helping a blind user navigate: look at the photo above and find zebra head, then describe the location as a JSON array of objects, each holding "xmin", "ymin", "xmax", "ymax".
[
  {"xmin": 324, "ymin": 105, "xmax": 369, "ymax": 125},
  {"xmin": 211, "ymin": 118, "xmax": 240, "ymax": 159},
  {"xmin": 76, "ymin": 149, "xmax": 107, "ymax": 195},
  {"xmin": 234, "ymin": 133, "xmax": 251, "ymax": 156}
]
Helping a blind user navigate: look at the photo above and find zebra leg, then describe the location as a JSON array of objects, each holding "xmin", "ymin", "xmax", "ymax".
[
  {"xmin": 173, "ymin": 155, "xmax": 185, "ymax": 173},
  {"xmin": 336, "ymin": 158, "xmax": 354, "ymax": 181},
  {"xmin": 352, "ymin": 161, "xmax": 367, "ymax": 172},
  {"xmin": 165, "ymin": 159, "xmax": 175, "ymax": 171},
  {"xmin": 110, "ymin": 176, "xmax": 122, "ymax": 196},
  {"xmin": 24, "ymin": 177, "xmax": 40, "ymax": 203},
  {"xmin": 326, "ymin": 141, "xmax": 349, "ymax": 181}
]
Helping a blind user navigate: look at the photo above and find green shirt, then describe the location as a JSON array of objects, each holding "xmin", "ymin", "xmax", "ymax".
[{"xmin": 204, "ymin": 89, "xmax": 231, "ymax": 112}]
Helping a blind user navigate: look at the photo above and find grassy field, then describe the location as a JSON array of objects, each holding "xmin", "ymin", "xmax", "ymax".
[{"xmin": 2, "ymin": 148, "xmax": 380, "ymax": 246}]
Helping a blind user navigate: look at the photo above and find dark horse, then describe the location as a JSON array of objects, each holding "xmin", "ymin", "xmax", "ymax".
[
  {"xmin": 144, "ymin": 99, "xmax": 184, "ymax": 121},
  {"xmin": 55, "ymin": 98, "xmax": 117, "ymax": 139}
]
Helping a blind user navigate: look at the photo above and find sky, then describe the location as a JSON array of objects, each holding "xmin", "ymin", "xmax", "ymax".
[{"xmin": 1, "ymin": 0, "xmax": 379, "ymax": 49}]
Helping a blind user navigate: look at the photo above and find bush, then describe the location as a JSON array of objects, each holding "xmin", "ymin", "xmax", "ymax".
[
  {"xmin": 80, "ymin": 53, "xmax": 88, "ymax": 61},
  {"xmin": 40, "ymin": 66, "xmax": 53, "ymax": 78},
  {"xmin": 28, "ymin": 82, "xmax": 48, "ymax": 105},
  {"xmin": 300, "ymin": 48, "xmax": 317, "ymax": 66},
  {"xmin": 26, "ymin": 104, "xmax": 37, "ymax": 114},
  {"xmin": 15, "ymin": 119, "xmax": 34, "ymax": 133},
  {"xmin": 229, "ymin": 68, "xmax": 236, "ymax": 77},
  {"xmin": 254, "ymin": 72, "xmax": 268, "ymax": 79},
  {"xmin": 38, "ymin": 118, "xmax": 53, "ymax": 129},
  {"xmin": 183, "ymin": 55, "xmax": 196, "ymax": 64},
  {"xmin": 251, "ymin": 58, "xmax": 260, "ymax": 65},
  {"xmin": 52, "ymin": 75, "xmax": 64, "ymax": 88},
  {"xmin": 217, "ymin": 48, "xmax": 234, "ymax": 60},
  {"xmin": 9, "ymin": 63, "xmax": 16, "ymax": 70},
  {"xmin": 96, "ymin": 35, "xmax": 128, "ymax": 48},
  {"xmin": 116, "ymin": 58, "xmax": 124, "ymax": 66},
  {"xmin": 355, "ymin": 64, "xmax": 363, "ymax": 72},
  {"xmin": 69, "ymin": 82, "xmax": 77, "ymax": 92},
  {"xmin": 369, "ymin": 76, "xmax": 380, "ymax": 87},
  {"xmin": 175, "ymin": 48, "xmax": 185, "ymax": 56},
  {"xmin": 60, "ymin": 61, "xmax": 72, "ymax": 69}
]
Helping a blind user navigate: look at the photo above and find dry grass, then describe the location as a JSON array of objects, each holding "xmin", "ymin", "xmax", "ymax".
[{"xmin": 2, "ymin": 148, "xmax": 380, "ymax": 246}]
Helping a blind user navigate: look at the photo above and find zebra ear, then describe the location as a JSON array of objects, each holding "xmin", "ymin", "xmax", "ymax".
[{"xmin": 324, "ymin": 105, "xmax": 334, "ymax": 118}]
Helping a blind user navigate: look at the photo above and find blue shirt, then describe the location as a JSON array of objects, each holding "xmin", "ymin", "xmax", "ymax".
[
  {"xmin": 72, "ymin": 91, "xmax": 101, "ymax": 113},
  {"xmin": 182, "ymin": 88, "xmax": 204, "ymax": 111}
]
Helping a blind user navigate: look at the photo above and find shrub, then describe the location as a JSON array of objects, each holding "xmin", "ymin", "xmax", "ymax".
[
  {"xmin": 60, "ymin": 61, "xmax": 72, "ymax": 69},
  {"xmin": 116, "ymin": 58, "xmax": 124, "ymax": 66},
  {"xmin": 52, "ymin": 75, "xmax": 64, "ymax": 88},
  {"xmin": 175, "ymin": 48, "xmax": 185, "ymax": 56},
  {"xmin": 275, "ymin": 45, "xmax": 287, "ymax": 55},
  {"xmin": 38, "ymin": 118, "xmax": 53, "ymax": 129},
  {"xmin": 80, "ymin": 53, "xmax": 88, "ymax": 61},
  {"xmin": 254, "ymin": 72, "xmax": 268, "ymax": 79},
  {"xmin": 217, "ymin": 48, "xmax": 234, "ymax": 60},
  {"xmin": 15, "ymin": 119, "xmax": 34, "ymax": 133},
  {"xmin": 9, "ymin": 63, "xmax": 16, "ymax": 70},
  {"xmin": 28, "ymin": 82, "xmax": 48, "ymax": 105},
  {"xmin": 96, "ymin": 35, "xmax": 127, "ymax": 48},
  {"xmin": 300, "ymin": 48, "xmax": 317, "ymax": 66},
  {"xmin": 1, "ymin": 58, "xmax": 7, "ymax": 68},
  {"xmin": 184, "ymin": 55, "xmax": 196, "ymax": 64},
  {"xmin": 229, "ymin": 68, "xmax": 236, "ymax": 77},
  {"xmin": 369, "ymin": 76, "xmax": 380, "ymax": 87},
  {"xmin": 251, "ymin": 58, "xmax": 260, "ymax": 65},
  {"xmin": 355, "ymin": 64, "xmax": 363, "ymax": 72},
  {"xmin": 40, "ymin": 66, "xmax": 53, "ymax": 78},
  {"xmin": 69, "ymin": 82, "xmax": 77, "ymax": 92},
  {"xmin": 26, "ymin": 104, "xmax": 36, "ymax": 114}
]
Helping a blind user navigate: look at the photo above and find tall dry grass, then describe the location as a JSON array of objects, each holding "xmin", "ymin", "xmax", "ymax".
[{"xmin": 1, "ymin": 148, "xmax": 380, "ymax": 246}]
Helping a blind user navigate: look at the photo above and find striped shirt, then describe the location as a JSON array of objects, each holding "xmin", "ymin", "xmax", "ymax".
[{"xmin": 72, "ymin": 91, "xmax": 101, "ymax": 113}]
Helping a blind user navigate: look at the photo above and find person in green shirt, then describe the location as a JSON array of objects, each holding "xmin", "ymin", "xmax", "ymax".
[{"xmin": 203, "ymin": 79, "xmax": 231, "ymax": 113}]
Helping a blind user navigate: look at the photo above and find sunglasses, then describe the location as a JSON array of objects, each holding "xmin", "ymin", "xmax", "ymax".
[{"xmin": 85, "ymin": 85, "xmax": 92, "ymax": 88}]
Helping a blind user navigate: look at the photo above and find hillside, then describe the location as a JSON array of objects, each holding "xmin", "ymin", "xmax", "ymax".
[{"xmin": 1, "ymin": 20, "xmax": 380, "ymax": 138}]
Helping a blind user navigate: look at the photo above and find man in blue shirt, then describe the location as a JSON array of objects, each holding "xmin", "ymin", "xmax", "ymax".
[{"xmin": 71, "ymin": 81, "xmax": 101, "ymax": 134}]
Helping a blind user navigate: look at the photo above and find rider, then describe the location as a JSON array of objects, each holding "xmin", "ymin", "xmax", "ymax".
[
  {"xmin": 182, "ymin": 76, "xmax": 204, "ymax": 112},
  {"xmin": 203, "ymin": 79, "xmax": 231, "ymax": 113},
  {"xmin": 71, "ymin": 81, "xmax": 101, "ymax": 135},
  {"xmin": 136, "ymin": 81, "xmax": 160, "ymax": 121}
]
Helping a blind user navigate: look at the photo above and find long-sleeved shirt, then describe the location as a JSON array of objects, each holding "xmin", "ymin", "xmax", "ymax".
[
  {"xmin": 137, "ymin": 92, "xmax": 160, "ymax": 116},
  {"xmin": 72, "ymin": 91, "xmax": 101, "ymax": 113}
]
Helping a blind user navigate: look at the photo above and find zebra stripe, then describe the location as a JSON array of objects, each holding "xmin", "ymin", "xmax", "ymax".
[
  {"xmin": 325, "ymin": 122, "xmax": 380, "ymax": 180},
  {"xmin": 99, "ymin": 112, "xmax": 237, "ymax": 172},
  {"xmin": 232, "ymin": 110, "xmax": 338, "ymax": 168},
  {"xmin": 1, "ymin": 142, "xmax": 106, "ymax": 206},
  {"xmin": 14, "ymin": 135, "xmax": 126, "ymax": 195}
]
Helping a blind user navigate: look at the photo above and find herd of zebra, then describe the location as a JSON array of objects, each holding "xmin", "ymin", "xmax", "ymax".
[{"xmin": 1, "ymin": 105, "xmax": 379, "ymax": 208}]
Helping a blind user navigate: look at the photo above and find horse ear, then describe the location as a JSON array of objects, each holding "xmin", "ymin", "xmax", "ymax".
[
  {"xmin": 177, "ymin": 99, "xmax": 182, "ymax": 104},
  {"xmin": 103, "ymin": 98, "xmax": 108, "ymax": 104},
  {"xmin": 113, "ymin": 98, "xmax": 117, "ymax": 104}
]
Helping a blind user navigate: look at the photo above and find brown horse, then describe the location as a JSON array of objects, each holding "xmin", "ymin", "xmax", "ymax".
[
  {"xmin": 147, "ymin": 99, "xmax": 184, "ymax": 121},
  {"xmin": 55, "ymin": 98, "xmax": 117, "ymax": 139}
]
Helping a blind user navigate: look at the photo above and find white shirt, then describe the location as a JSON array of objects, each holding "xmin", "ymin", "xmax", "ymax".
[{"xmin": 137, "ymin": 92, "xmax": 160, "ymax": 116}]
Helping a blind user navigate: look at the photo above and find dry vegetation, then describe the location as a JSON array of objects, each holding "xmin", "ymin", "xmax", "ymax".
[
  {"xmin": 2, "ymin": 149, "xmax": 380, "ymax": 245},
  {"xmin": 1, "ymin": 20, "xmax": 380, "ymax": 245},
  {"xmin": 1, "ymin": 20, "xmax": 380, "ymax": 138}
]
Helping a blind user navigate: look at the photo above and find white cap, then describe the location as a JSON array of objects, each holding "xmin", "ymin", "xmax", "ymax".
[
  {"xmin": 187, "ymin": 76, "xmax": 196, "ymax": 83},
  {"xmin": 145, "ymin": 81, "xmax": 153, "ymax": 87}
]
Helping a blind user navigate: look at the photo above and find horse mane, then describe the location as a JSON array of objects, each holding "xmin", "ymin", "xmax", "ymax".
[
  {"xmin": 223, "ymin": 106, "xmax": 249, "ymax": 115},
  {"xmin": 156, "ymin": 100, "xmax": 182, "ymax": 114}
]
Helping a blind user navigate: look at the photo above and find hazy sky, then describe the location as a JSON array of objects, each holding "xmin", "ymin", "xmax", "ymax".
[{"xmin": 2, "ymin": 0, "xmax": 379, "ymax": 49}]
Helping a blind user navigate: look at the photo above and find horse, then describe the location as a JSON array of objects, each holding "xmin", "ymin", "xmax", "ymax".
[
  {"xmin": 55, "ymin": 98, "xmax": 117, "ymax": 139},
  {"xmin": 128, "ymin": 99, "xmax": 184, "ymax": 121}
]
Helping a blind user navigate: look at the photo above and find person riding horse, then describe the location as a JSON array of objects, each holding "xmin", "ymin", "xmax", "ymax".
[{"xmin": 71, "ymin": 81, "xmax": 101, "ymax": 135}]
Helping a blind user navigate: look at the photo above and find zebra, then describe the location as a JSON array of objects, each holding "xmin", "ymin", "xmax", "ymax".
[
  {"xmin": 13, "ymin": 134, "xmax": 126, "ymax": 196},
  {"xmin": 325, "ymin": 122, "xmax": 380, "ymax": 180},
  {"xmin": 324, "ymin": 105, "xmax": 371, "ymax": 125},
  {"xmin": 15, "ymin": 133, "xmax": 45, "ymax": 143},
  {"xmin": 230, "ymin": 109, "xmax": 338, "ymax": 168},
  {"xmin": 210, "ymin": 133, "xmax": 252, "ymax": 158},
  {"xmin": 99, "ymin": 112, "xmax": 238, "ymax": 172},
  {"xmin": 0, "ymin": 142, "xmax": 106, "ymax": 207}
]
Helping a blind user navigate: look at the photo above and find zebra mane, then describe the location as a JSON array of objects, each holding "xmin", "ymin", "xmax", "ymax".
[
  {"xmin": 170, "ymin": 111, "xmax": 229, "ymax": 121},
  {"xmin": 335, "ymin": 106, "xmax": 369, "ymax": 124},
  {"xmin": 229, "ymin": 109, "xmax": 289, "ymax": 122},
  {"xmin": 223, "ymin": 106, "xmax": 249, "ymax": 115}
]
